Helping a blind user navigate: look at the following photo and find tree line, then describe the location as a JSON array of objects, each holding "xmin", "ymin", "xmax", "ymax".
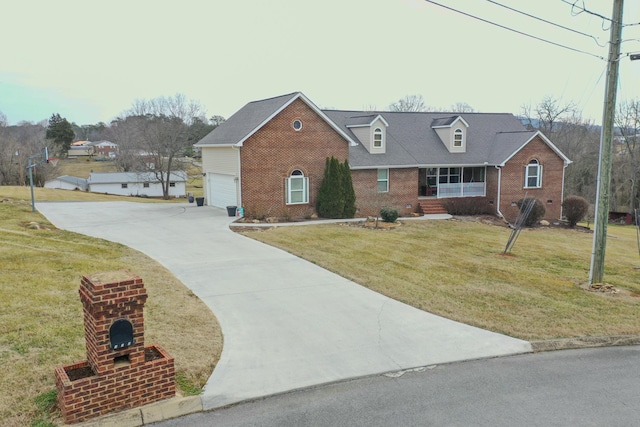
[
  {"xmin": 1, "ymin": 93, "xmax": 639, "ymax": 210},
  {"xmin": 0, "ymin": 94, "xmax": 225, "ymax": 199}
]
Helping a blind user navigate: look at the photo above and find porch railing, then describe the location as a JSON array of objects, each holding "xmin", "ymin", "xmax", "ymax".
[{"xmin": 438, "ymin": 182, "xmax": 485, "ymax": 198}]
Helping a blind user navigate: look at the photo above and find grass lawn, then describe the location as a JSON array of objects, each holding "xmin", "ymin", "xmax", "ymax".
[
  {"xmin": 0, "ymin": 190, "xmax": 222, "ymax": 426},
  {"xmin": 241, "ymin": 218, "xmax": 640, "ymax": 341}
]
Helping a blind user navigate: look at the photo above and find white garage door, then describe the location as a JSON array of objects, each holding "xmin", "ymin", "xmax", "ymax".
[{"xmin": 207, "ymin": 174, "xmax": 238, "ymax": 208}]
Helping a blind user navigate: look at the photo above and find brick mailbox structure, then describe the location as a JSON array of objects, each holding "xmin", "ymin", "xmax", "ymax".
[{"xmin": 55, "ymin": 270, "xmax": 175, "ymax": 424}]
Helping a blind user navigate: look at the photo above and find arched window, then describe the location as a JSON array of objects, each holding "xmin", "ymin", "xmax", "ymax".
[
  {"xmin": 286, "ymin": 169, "xmax": 309, "ymax": 204},
  {"xmin": 525, "ymin": 159, "xmax": 542, "ymax": 188},
  {"xmin": 373, "ymin": 127, "xmax": 383, "ymax": 148},
  {"xmin": 453, "ymin": 128, "xmax": 463, "ymax": 147}
]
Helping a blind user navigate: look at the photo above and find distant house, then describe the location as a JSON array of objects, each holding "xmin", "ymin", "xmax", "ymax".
[
  {"xmin": 44, "ymin": 175, "xmax": 89, "ymax": 191},
  {"xmin": 87, "ymin": 171, "xmax": 187, "ymax": 197},
  {"xmin": 68, "ymin": 141, "xmax": 94, "ymax": 158},
  {"xmin": 88, "ymin": 140, "xmax": 118, "ymax": 158},
  {"xmin": 195, "ymin": 92, "xmax": 571, "ymax": 222}
]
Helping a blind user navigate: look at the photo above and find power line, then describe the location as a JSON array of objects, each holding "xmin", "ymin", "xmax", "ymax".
[
  {"xmin": 560, "ymin": 0, "xmax": 612, "ymax": 23},
  {"xmin": 423, "ymin": 0, "xmax": 606, "ymax": 61},
  {"xmin": 485, "ymin": 0, "xmax": 606, "ymax": 47}
]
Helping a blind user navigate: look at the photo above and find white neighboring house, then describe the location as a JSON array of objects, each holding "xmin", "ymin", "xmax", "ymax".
[
  {"xmin": 87, "ymin": 171, "xmax": 187, "ymax": 197},
  {"xmin": 44, "ymin": 175, "xmax": 89, "ymax": 191}
]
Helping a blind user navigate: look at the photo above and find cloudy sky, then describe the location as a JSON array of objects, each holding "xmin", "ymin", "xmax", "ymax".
[{"xmin": 1, "ymin": 0, "xmax": 639, "ymax": 126}]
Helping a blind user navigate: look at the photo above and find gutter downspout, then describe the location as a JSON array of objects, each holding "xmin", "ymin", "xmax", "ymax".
[
  {"xmin": 232, "ymin": 144, "xmax": 242, "ymax": 208},
  {"xmin": 495, "ymin": 165, "xmax": 504, "ymax": 219},
  {"xmin": 560, "ymin": 162, "xmax": 568, "ymax": 220}
]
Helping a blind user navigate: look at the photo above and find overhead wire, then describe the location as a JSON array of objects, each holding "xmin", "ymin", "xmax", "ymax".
[
  {"xmin": 423, "ymin": 0, "xmax": 607, "ymax": 61},
  {"xmin": 485, "ymin": 0, "xmax": 606, "ymax": 47}
]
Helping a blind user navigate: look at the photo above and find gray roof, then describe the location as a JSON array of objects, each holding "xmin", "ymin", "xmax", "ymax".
[
  {"xmin": 195, "ymin": 93, "xmax": 300, "ymax": 147},
  {"xmin": 324, "ymin": 110, "xmax": 550, "ymax": 168},
  {"xmin": 88, "ymin": 171, "xmax": 187, "ymax": 184},
  {"xmin": 194, "ymin": 92, "xmax": 570, "ymax": 168},
  {"xmin": 54, "ymin": 175, "xmax": 89, "ymax": 188}
]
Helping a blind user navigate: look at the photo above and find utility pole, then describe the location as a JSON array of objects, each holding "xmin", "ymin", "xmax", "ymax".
[
  {"xmin": 589, "ymin": 0, "xmax": 624, "ymax": 284},
  {"xmin": 26, "ymin": 147, "xmax": 49, "ymax": 213}
]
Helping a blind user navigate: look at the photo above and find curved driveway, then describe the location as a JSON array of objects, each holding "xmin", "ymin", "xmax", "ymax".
[{"xmin": 38, "ymin": 201, "xmax": 531, "ymax": 410}]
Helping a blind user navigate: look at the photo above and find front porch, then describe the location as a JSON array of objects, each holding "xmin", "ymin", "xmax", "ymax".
[{"xmin": 418, "ymin": 166, "xmax": 486, "ymax": 199}]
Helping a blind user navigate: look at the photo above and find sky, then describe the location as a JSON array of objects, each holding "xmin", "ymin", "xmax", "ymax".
[{"xmin": 1, "ymin": 0, "xmax": 639, "ymax": 127}]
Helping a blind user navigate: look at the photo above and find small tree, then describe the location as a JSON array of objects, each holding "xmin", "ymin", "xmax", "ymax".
[
  {"xmin": 317, "ymin": 157, "xmax": 344, "ymax": 218},
  {"xmin": 562, "ymin": 196, "xmax": 589, "ymax": 227},
  {"xmin": 46, "ymin": 113, "xmax": 75, "ymax": 156},
  {"xmin": 342, "ymin": 159, "xmax": 356, "ymax": 218},
  {"xmin": 516, "ymin": 198, "xmax": 546, "ymax": 226}
]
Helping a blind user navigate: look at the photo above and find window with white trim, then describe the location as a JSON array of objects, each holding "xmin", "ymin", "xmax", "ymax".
[
  {"xmin": 373, "ymin": 127, "xmax": 383, "ymax": 148},
  {"xmin": 377, "ymin": 169, "xmax": 389, "ymax": 192},
  {"xmin": 286, "ymin": 169, "xmax": 309, "ymax": 204},
  {"xmin": 525, "ymin": 159, "xmax": 542, "ymax": 188},
  {"xmin": 453, "ymin": 128, "xmax": 463, "ymax": 147}
]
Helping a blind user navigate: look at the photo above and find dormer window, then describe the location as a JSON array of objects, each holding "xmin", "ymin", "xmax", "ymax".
[
  {"xmin": 453, "ymin": 128, "xmax": 463, "ymax": 147},
  {"xmin": 373, "ymin": 128, "xmax": 383, "ymax": 148},
  {"xmin": 431, "ymin": 116, "xmax": 469, "ymax": 153}
]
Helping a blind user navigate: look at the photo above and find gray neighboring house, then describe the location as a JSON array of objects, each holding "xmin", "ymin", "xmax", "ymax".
[
  {"xmin": 87, "ymin": 172, "xmax": 187, "ymax": 197},
  {"xmin": 44, "ymin": 175, "xmax": 89, "ymax": 191}
]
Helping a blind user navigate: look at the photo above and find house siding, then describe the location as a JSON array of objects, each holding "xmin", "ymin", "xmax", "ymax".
[
  {"xmin": 352, "ymin": 168, "xmax": 419, "ymax": 217},
  {"xmin": 240, "ymin": 98, "xmax": 349, "ymax": 218},
  {"xmin": 499, "ymin": 135, "xmax": 565, "ymax": 222},
  {"xmin": 202, "ymin": 146, "xmax": 238, "ymax": 175},
  {"xmin": 201, "ymin": 146, "xmax": 239, "ymax": 204}
]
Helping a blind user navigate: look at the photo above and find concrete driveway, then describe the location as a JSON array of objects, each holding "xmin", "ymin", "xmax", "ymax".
[{"xmin": 37, "ymin": 201, "xmax": 531, "ymax": 410}]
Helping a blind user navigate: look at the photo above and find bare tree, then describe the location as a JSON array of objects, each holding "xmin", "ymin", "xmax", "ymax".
[
  {"xmin": 614, "ymin": 99, "xmax": 640, "ymax": 213},
  {"xmin": 450, "ymin": 102, "xmax": 475, "ymax": 113},
  {"xmin": 0, "ymin": 121, "xmax": 52, "ymax": 186},
  {"xmin": 388, "ymin": 94, "xmax": 427, "ymax": 112},
  {"xmin": 117, "ymin": 94, "xmax": 205, "ymax": 199},
  {"xmin": 521, "ymin": 96, "xmax": 600, "ymax": 203}
]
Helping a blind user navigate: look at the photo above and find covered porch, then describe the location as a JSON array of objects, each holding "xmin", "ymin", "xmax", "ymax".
[{"xmin": 418, "ymin": 166, "xmax": 486, "ymax": 199}]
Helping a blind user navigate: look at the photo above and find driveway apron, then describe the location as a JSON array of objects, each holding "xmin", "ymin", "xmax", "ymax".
[{"xmin": 37, "ymin": 202, "xmax": 532, "ymax": 409}]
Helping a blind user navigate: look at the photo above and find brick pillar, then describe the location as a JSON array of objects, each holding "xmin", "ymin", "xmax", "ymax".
[{"xmin": 79, "ymin": 270, "xmax": 148, "ymax": 375}]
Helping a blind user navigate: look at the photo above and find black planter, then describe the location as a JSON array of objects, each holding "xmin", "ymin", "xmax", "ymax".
[
  {"xmin": 196, "ymin": 197, "xmax": 204, "ymax": 207},
  {"xmin": 226, "ymin": 206, "xmax": 237, "ymax": 216}
]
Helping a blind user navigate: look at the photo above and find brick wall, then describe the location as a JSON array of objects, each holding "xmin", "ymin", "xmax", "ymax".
[
  {"xmin": 55, "ymin": 271, "xmax": 175, "ymax": 424},
  {"xmin": 240, "ymin": 98, "xmax": 349, "ymax": 219},
  {"xmin": 499, "ymin": 135, "xmax": 566, "ymax": 222},
  {"xmin": 55, "ymin": 345, "xmax": 175, "ymax": 424},
  {"xmin": 352, "ymin": 168, "xmax": 419, "ymax": 217}
]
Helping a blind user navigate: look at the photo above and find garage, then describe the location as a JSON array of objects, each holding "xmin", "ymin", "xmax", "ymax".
[{"xmin": 206, "ymin": 173, "xmax": 238, "ymax": 208}]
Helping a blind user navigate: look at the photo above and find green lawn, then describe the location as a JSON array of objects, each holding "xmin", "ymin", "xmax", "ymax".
[
  {"xmin": 241, "ymin": 219, "xmax": 640, "ymax": 341},
  {"xmin": 0, "ymin": 194, "xmax": 222, "ymax": 426}
]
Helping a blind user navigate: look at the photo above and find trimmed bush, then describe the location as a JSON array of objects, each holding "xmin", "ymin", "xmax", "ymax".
[
  {"xmin": 562, "ymin": 195, "xmax": 589, "ymax": 227},
  {"xmin": 516, "ymin": 198, "xmax": 545, "ymax": 226},
  {"xmin": 342, "ymin": 159, "xmax": 357, "ymax": 218},
  {"xmin": 317, "ymin": 157, "xmax": 344, "ymax": 218},
  {"xmin": 441, "ymin": 198, "xmax": 494, "ymax": 216},
  {"xmin": 380, "ymin": 207, "xmax": 399, "ymax": 223}
]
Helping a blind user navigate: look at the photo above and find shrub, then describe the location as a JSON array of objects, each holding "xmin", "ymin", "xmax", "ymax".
[
  {"xmin": 516, "ymin": 198, "xmax": 545, "ymax": 226},
  {"xmin": 380, "ymin": 207, "xmax": 399, "ymax": 223},
  {"xmin": 562, "ymin": 195, "xmax": 589, "ymax": 227},
  {"xmin": 342, "ymin": 159, "xmax": 357, "ymax": 218},
  {"xmin": 317, "ymin": 157, "xmax": 345, "ymax": 219},
  {"xmin": 441, "ymin": 198, "xmax": 494, "ymax": 216}
]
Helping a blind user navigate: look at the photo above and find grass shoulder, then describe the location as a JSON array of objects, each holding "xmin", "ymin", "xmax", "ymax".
[{"xmin": 0, "ymin": 197, "xmax": 222, "ymax": 426}]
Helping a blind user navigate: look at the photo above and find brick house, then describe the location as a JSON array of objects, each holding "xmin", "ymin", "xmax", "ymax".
[{"xmin": 195, "ymin": 92, "xmax": 571, "ymax": 222}]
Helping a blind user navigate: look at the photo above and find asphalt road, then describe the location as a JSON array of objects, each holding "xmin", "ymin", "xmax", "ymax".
[{"xmin": 151, "ymin": 346, "xmax": 640, "ymax": 427}]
